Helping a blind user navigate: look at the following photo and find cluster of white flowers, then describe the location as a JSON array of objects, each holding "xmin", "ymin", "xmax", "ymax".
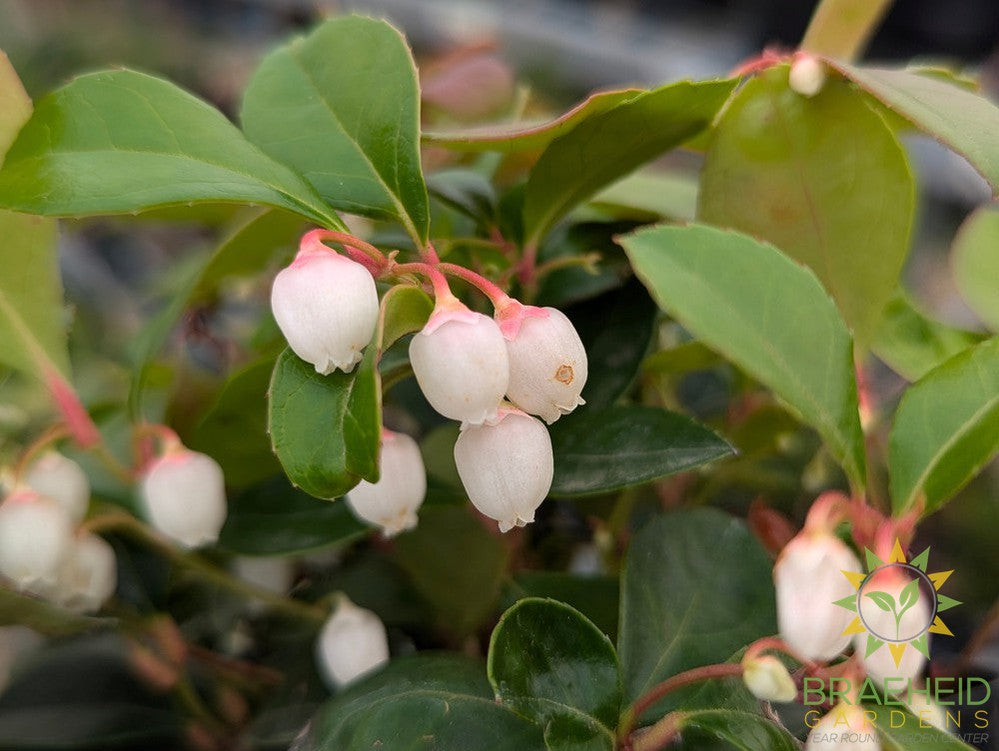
[
  {"xmin": 271, "ymin": 235, "xmax": 589, "ymax": 534},
  {"xmin": 0, "ymin": 452, "xmax": 114, "ymax": 614}
]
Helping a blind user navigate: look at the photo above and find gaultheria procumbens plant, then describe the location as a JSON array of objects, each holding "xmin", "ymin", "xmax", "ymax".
[{"xmin": 0, "ymin": 0, "xmax": 996, "ymax": 748}]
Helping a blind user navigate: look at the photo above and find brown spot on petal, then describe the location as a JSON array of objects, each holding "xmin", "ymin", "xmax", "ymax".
[{"xmin": 555, "ymin": 364, "xmax": 574, "ymax": 384}]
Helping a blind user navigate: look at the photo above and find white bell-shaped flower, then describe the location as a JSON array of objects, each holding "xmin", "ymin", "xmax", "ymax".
[
  {"xmin": 270, "ymin": 243, "xmax": 379, "ymax": 375},
  {"xmin": 24, "ymin": 451, "xmax": 90, "ymax": 524},
  {"xmin": 855, "ymin": 569, "xmax": 929, "ymax": 688},
  {"xmin": 505, "ymin": 307, "xmax": 587, "ymax": 424},
  {"xmin": 315, "ymin": 597, "xmax": 389, "ymax": 690},
  {"xmin": 742, "ymin": 654, "xmax": 797, "ymax": 703},
  {"xmin": 775, "ymin": 530, "xmax": 861, "ymax": 661},
  {"xmin": 409, "ymin": 305, "xmax": 509, "ymax": 425},
  {"xmin": 346, "ymin": 430, "xmax": 426, "ymax": 537},
  {"xmin": 790, "ymin": 56, "xmax": 827, "ymax": 98},
  {"xmin": 55, "ymin": 533, "xmax": 117, "ymax": 613},
  {"xmin": 140, "ymin": 449, "xmax": 227, "ymax": 549},
  {"xmin": 453, "ymin": 407, "xmax": 553, "ymax": 532},
  {"xmin": 806, "ymin": 703, "xmax": 881, "ymax": 750},
  {"xmin": 0, "ymin": 490, "xmax": 73, "ymax": 592}
]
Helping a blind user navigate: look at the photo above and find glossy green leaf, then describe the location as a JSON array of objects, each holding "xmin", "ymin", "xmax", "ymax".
[
  {"xmin": 241, "ymin": 16, "xmax": 428, "ymax": 244},
  {"xmin": 0, "ymin": 588, "xmax": 111, "ymax": 637},
  {"xmin": 422, "ymin": 89, "xmax": 639, "ymax": 153},
  {"xmin": 567, "ymin": 279, "xmax": 657, "ymax": 410},
  {"xmin": 510, "ymin": 698, "xmax": 614, "ymax": 751},
  {"xmin": 379, "ymin": 284, "xmax": 433, "ymax": 352},
  {"xmin": 268, "ymin": 346, "xmax": 380, "ymax": 500},
  {"xmin": 523, "ymin": 79, "xmax": 735, "ymax": 245},
  {"xmin": 307, "ymin": 655, "xmax": 544, "ymax": 751},
  {"xmin": 507, "ymin": 572, "xmax": 620, "ymax": 642},
  {"xmin": 549, "ymin": 405, "xmax": 733, "ymax": 497},
  {"xmin": 872, "ymin": 292, "xmax": 982, "ymax": 381},
  {"xmin": 831, "ymin": 62, "xmax": 999, "ymax": 193},
  {"xmin": 534, "ymin": 221, "xmax": 636, "ymax": 309},
  {"xmin": 867, "ymin": 705, "xmax": 977, "ymax": 750},
  {"xmin": 618, "ymin": 509, "xmax": 776, "ymax": 719},
  {"xmin": 889, "ymin": 337, "xmax": 999, "ymax": 515},
  {"xmin": 952, "ymin": 204, "xmax": 999, "ymax": 331},
  {"xmin": 219, "ymin": 476, "xmax": 366, "ymax": 556},
  {"xmin": 621, "ymin": 223, "xmax": 866, "ymax": 490},
  {"xmin": 0, "ymin": 70, "xmax": 340, "ymax": 227},
  {"xmin": 392, "ymin": 506, "xmax": 509, "ymax": 638},
  {"xmin": 699, "ymin": 66, "xmax": 915, "ymax": 347},
  {"xmin": 489, "ymin": 598, "xmax": 621, "ymax": 731},
  {"xmin": 589, "ymin": 170, "xmax": 698, "ymax": 223},
  {"xmin": 678, "ymin": 709, "xmax": 800, "ymax": 751}
]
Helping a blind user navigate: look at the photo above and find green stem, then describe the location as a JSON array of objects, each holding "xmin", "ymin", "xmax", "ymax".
[{"xmin": 800, "ymin": 0, "xmax": 895, "ymax": 61}]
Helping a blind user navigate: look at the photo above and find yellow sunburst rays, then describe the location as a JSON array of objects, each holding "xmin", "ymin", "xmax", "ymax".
[{"xmin": 832, "ymin": 539, "xmax": 961, "ymax": 668}]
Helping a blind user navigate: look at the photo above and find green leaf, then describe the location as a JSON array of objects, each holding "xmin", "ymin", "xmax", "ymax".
[
  {"xmin": 523, "ymin": 79, "xmax": 736, "ymax": 245},
  {"xmin": 241, "ymin": 16, "xmax": 428, "ymax": 245},
  {"xmin": 897, "ymin": 578, "xmax": 920, "ymax": 618},
  {"xmin": 872, "ymin": 292, "xmax": 983, "ymax": 381},
  {"xmin": 589, "ymin": 170, "xmax": 699, "ymax": 223},
  {"xmin": 698, "ymin": 66, "xmax": 915, "ymax": 347},
  {"xmin": 678, "ymin": 709, "xmax": 800, "ymax": 751},
  {"xmin": 618, "ymin": 509, "xmax": 776, "ymax": 719},
  {"xmin": 889, "ymin": 337, "xmax": 999, "ymax": 515},
  {"xmin": 952, "ymin": 203, "xmax": 999, "ymax": 331},
  {"xmin": 867, "ymin": 705, "xmax": 977, "ymax": 750},
  {"xmin": 307, "ymin": 655, "xmax": 544, "ymax": 751},
  {"xmin": 268, "ymin": 346, "xmax": 381, "ymax": 500},
  {"xmin": 864, "ymin": 590, "xmax": 897, "ymax": 613},
  {"xmin": 0, "ymin": 51, "xmax": 32, "ymax": 158},
  {"xmin": 507, "ymin": 572, "xmax": 620, "ymax": 642},
  {"xmin": 620, "ymin": 223, "xmax": 867, "ymax": 491},
  {"xmin": 422, "ymin": 89, "xmax": 640, "ymax": 153},
  {"xmin": 392, "ymin": 506, "xmax": 509, "ymax": 639},
  {"xmin": 549, "ymin": 405, "xmax": 733, "ymax": 497},
  {"xmin": 0, "ymin": 588, "xmax": 111, "ymax": 637},
  {"xmin": 0, "ymin": 70, "xmax": 340, "ymax": 227},
  {"xmin": 489, "ymin": 598, "xmax": 621, "ymax": 731},
  {"xmin": 510, "ymin": 698, "xmax": 614, "ymax": 751},
  {"xmin": 426, "ymin": 169, "xmax": 498, "ymax": 227},
  {"xmin": 219, "ymin": 476, "xmax": 366, "ymax": 556},
  {"xmin": 379, "ymin": 284, "xmax": 433, "ymax": 352},
  {"xmin": 831, "ymin": 63, "xmax": 999, "ymax": 193}
]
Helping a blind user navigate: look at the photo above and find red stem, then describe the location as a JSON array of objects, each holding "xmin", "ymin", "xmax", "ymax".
[
  {"xmin": 390, "ymin": 262, "xmax": 455, "ymax": 302},
  {"xmin": 438, "ymin": 262, "xmax": 511, "ymax": 308}
]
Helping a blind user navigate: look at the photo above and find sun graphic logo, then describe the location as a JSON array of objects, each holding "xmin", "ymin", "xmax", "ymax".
[{"xmin": 833, "ymin": 539, "xmax": 961, "ymax": 668}]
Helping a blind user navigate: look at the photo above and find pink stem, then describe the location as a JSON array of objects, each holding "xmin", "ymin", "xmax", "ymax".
[
  {"xmin": 422, "ymin": 241, "xmax": 442, "ymax": 265},
  {"xmin": 44, "ymin": 368, "xmax": 100, "ymax": 448},
  {"xmin": 438, "ymin": 262, "xmax": 511, "ymax": 308},
  {"xmin": 390, "ymin": 262, "xmax": 455, "ymax": 302},
  {"xmin": 301, "ymin": 229, "xmax": 388, "ymax": 274}
]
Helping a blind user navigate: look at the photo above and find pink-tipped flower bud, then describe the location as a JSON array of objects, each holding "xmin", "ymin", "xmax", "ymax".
[
  {"xmin": 0, "ymin": 490, "xmax": 73, "ymax": 592},
  {"xmin": 140, "ymin": 449, "xmax": 227, "ymax": 549},
  {"xmin": 315, "ymin": 597, "xmax": 389, "ymax": 689},
  {"xmin": 789, "ymin": 56, "xmax": 827, "ymax": 98},
  {"xmin": 806, "ymin": 703, "xmax": 881, "ymax": 750},
  {"xmin": 504, "ymin": 306, "xmax": 587, "ymax": 424},
  {"xmin": 346, "ymin": 430, "xmax": 426, "ymax": 537},
  {"xmin": 270, "ymin": 244, "xmax": 379, "ymax": 375},
  {"xmin": 775, "ymin": 529, "xmax": 861, "ymax": 661},
  {"xmin": 855, "ymin": 568, "xmax": 929, "ymax": 688},
  {"xmin": 453, "ymin": 407, "xmax": 553, "ymax": 532},
  {"xmin": 742, "ymin": 654, "xmax": 798, "ymax": 703},
  {"xmin": 55, "ymin": 533, "xmax": 117, "ymax": 613},
  {"xmin": 24, "ymin": 451, "xmax": 90, "ymax": 524},
  {"xmin": 409, "ymin": 306, "xmax": 509, "ymax": 425}
]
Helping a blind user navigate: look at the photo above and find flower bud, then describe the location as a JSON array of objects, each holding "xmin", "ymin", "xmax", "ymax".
[
  {"xmin": 789, "ymin": 56, "xmax": 827, "ymax": 98},
  {"xmin": 409, "ymin": 307, "xmax": 509, "ymax": 425},
  {"xmin": 0, "ymin": 490, "xmax": 73, "ymax": 591},
  {"xmin": 270, "ymin": 244, "xmax": 379, "ymax": 375},
  {"xmin": 315, "ymin": 598, "xmax": 389, "ymax": 689},
  {"xmin": 140, "ymin": 449, "xmax": 227, "ymax": 548},
  {"xmin": 855, "ymin": 569, "xmax": 929, "ymax": 688},
  {"xmin": 346, "ymin": 430, "xmax": 426, "ymax": 537},
  {"xmin": 775, "ymin": 530, "xmax": 861, "ymax": 661},
  {"xmin": 24, "ymin": 451, "xmax": 90, "ymax": 524},
  {"xmin": 742, "ymin": 654, "xmax": 797, "ymax": 703},
  {"xmin": 806, "ymin": 703, "xmax": 880, "ymax": 750},
  {"xmin": 505, "ymin": 307, "xmax": 587, "ymax": 424},
  {"xmin": 55, "ymin": 533, "xmax": 117, "ymax": 613},
  {"xmin": 453, "ymin": 408, "xmax": 553, "ymax": 532}
]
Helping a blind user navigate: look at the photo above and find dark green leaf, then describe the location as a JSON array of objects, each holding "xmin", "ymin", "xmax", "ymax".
[
  {"xmin": 508, "ymin": 698, "xmax": 613, "ymax": 751},
  {"xmin": 268, "ymin": 347, "xmax": 381, "ymax": 500},
  {"xmin": 618, "ymin": 509, "xmax": 776, "ymax": 721},
  {"xmin": 867, "ymin": 705, "xmax": 977, "ymax": 750},
  {"xmin": 889, "ymin": 337, "xmax": 999, "ymax": 515},
  {"xmin": 523, "ymin": 79, "xmax": 735, "ymax": 244},
  {"xmin": 864, "ymin": 590, "xmax": 897, "ymax": 613},
  {"xmin": 951, "ymin": 203, "xmax": 999, "ymax": 331},
  {"xmin": 550, "ymin": 405, "xmax": 733, "ymax": 497},
  {"xmin": 219, "ymin": 476, "xmax": 366, "ymax": 556},
  {"xmin": 620, "ymin": 223, "xmax": 867, "ymax": 491},
  {"xmin": 831, "ymin": 63, "xmax": 999, "ymax": 193},
  {"xmin": 679, "ymin": 709, "xmax": 800, "ymax": 751},
  {"xmin": 534, "ymin": 221, "xmax": 636, "ymax": 309},
  {"xmin": 508, "ymin": 572, "xmax": 620, "ymax": 642},
  {"xmin": 489, "ymin": 598, "xmax": 621, "ymax": 730},
  {"xmin": 241, "ymin": 16, "xmax": 428, "ymax": 244},
  {"xmin": 426, "ymin": 169, "xmax": 498, "ymax": 226},
  {"xmin": 0, "ymin": 70, "xmax": 339, "ymax": 227},
  {"xmin": 699, "ymin": 66, "xmax": 915, "ymax": 347}
]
